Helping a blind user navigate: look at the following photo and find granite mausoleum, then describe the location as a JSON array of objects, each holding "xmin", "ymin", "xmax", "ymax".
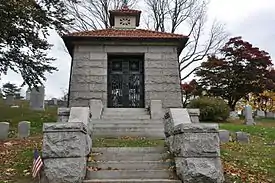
[
  {"xmin": 62, "ymin": 7, "xmax": 187, "ymax": 109},
  {"xmin": 41, "ymin": 4, "xmax": 224, "ymax": 183}
]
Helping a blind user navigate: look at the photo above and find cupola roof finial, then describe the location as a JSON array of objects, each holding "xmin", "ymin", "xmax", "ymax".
[{"xmin": 122, "ymin": 0, "xmax": 128, "ymax": 9}]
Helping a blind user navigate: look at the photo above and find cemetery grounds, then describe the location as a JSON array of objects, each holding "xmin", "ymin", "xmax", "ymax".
[{"xmin": 0, "ymin": 100, "xmax": 275, "ymax": 183}]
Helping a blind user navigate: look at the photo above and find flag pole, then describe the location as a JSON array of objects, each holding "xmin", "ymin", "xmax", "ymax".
[{"xmin": 38, "ymin": 171, "xmax": 41, "ymax": 183}]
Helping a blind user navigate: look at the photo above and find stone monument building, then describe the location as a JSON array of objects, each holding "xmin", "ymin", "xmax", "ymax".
[{"xmin": 62, "ymin": 5, "xmax": 188, "ymax": 109}]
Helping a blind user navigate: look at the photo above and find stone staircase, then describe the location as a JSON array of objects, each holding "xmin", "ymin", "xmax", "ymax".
[
  {"xmin": 84, "ymin": 108, "xmax": 180, "ymax": 183},
  {"xmin": 83, "ymin": 147, "xmax": 180, "ymax": 183},
  {"xmin": 89, "ymin": 108, "xmax": 165, "ymax": 139}
]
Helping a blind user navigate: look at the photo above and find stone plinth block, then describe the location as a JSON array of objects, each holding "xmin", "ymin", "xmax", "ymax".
[
  {"xmin": 89, "ymin": 99, "xmax": 103, "ymax": 119},
  {"xmin": 43, "ymin": 157, "xmax": 87, "ymax": 183},
  {"xmin": 150, "ymin": 100, "xmax": 163, "ymax": 119},
  {"xmin": 57, "ymin": 108, "xmax": 70, "ymax": 122},
  {"xmin": 164, "ymin": 108, "xmax": 192, "ymax": 137},
  {"xmin": 18, "ymin": 121, "xmax": 31, "ymax": 138},
  {"xmin": 175, "ymin": 157, "xmax": 224, "ymax": 183},
  {"xmin": 219, "ymin": 130, "xmax": 230, "ymax": 143},
  {"xmin": 42, "ymin": 123, "xmax": 90, "ymax": 158},
  {"xmin": 172, "ymin": 132, "xmax": 220, "ymax": 157},
  {"xmin": 236, "ymin": 131, "xmax": 250, "ymax": 143},
  {"xmin": 0, "ymin": 122, "xmax": 9, "ymax": 140},
  {"xmin": 69, "ymin": 107, "xmax": 90, "ymax": 126}
]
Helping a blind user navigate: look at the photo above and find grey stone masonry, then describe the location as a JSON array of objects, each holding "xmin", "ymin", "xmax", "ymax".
[
  {"xmin": 42, "ymin": 106, "xmax": 92, "ymax": 183},
  {"xmin": 18, "ymin": 121, "xmax": 31, "ymax": 138},
  {"xmin": 42, "ymin": 122, "xmax": 90, "ymax": 158},
  {"xmin": 89, "ymin": 99, "xmax": 103, "ymax": 119},
  {"xmin": 171, "ymin": 123, "xmax": 224, "ymax": 183},
  {"xmin": 164, "ymin": 109, "xmax": 225, "ymax": 183},
  {"xmin": 57, "ymin": 108, "xmax": 70, "ymax": 122},
  {"xmin": 69, "ymin": 44, "xmax": 182, "ymax": 108},
  {"xmin": 164, "ymin": 108, "xmax": 192, "ymax": 137},
  {"xmin": 42, "ymin": 122, "xmax": 91, "ymax": 183},
  {"xmin": 0, "ymin": 122, "xmax": 9, "ymax": 140},
  {"xmin": 150, "ymin": 100, "xmax": 163, "ymax": 119}
]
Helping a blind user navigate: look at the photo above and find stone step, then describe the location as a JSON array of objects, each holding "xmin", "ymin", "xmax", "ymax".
[
  {"xmin": 90, "ymin": 152, "xmax": 170, "ymax": 161},
  {"xmin": 85, "ymin": 170, "xmax": 177, "ymax": 179},
  {"xmin": 92, "ymin": 129, "xmax": 165, "ymax": 139},
  {"xmin": 92, "ymin": 123, "xmax": 164, "ymax": 128},
  {"xmin": 87, "ymin": 161, "xmax": 172, "ymax": 170},
  {"xmin": 91, "ymin": 119, "xmax": 162, "ymax": 124},
  {"xmin": 83, "ymin": 179, "xmax": 181, "ymax": 183},
  {"xmin": 103, "ymin": 108, "xmax": 148, "ymax": 114},
  {"xmin": 102, "ymin": 115, "xmax": 151, "ymax": 120},
  {"xmin": 92, "ymin": 147, "xmax": 167, "ymax": 153}
]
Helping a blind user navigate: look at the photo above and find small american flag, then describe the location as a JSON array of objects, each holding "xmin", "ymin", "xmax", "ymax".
[{"xmin": 32, "ymin": 149, "xmax": 43, "ymax": 178}]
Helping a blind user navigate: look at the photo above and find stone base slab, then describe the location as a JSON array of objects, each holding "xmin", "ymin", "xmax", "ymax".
[
  {"xmin": 43, "ymin": 157, "xmax": 87, "ymax": 183},
  {"xmin": 175, "ymin": 157, "xmax": 224, "ymax": 183}
]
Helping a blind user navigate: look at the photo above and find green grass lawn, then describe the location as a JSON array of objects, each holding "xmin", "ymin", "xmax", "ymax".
[{"xmin": 220, "ymin": 119, "xmax": 275, "ymax": 183}]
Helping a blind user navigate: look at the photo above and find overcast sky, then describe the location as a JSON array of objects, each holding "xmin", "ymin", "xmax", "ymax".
[{"xmin": 1, "ymin": 0, "xmax": 274, "ymax": 99}]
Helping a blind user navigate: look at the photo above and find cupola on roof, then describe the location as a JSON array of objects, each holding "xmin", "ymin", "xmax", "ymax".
[{"xmin": 109, "ymin": 4, "xmax": 141, "ymax": 29}]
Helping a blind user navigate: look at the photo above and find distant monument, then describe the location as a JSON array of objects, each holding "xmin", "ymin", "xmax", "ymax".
[
  {"xmin": 25, "ymin": 88, "xmax": 31, "ymax": 100},
  {"xmin": 29, "ymin": 86, "xmax": 45, "ymax": 110}
]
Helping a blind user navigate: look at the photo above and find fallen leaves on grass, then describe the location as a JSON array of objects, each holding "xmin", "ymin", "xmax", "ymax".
[
  {"xmin": 0, "ymin": 136, "xmax": 42, "ymax": 182},
  {"xmin": 223, "ymin": 160, "xmax": 272, "ymax": 183}
]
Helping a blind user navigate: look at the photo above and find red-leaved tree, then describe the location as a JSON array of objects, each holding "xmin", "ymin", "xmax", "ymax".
[
  {"xmin": 181, "ymin": 79, "xmax": 201, "ymax": 107},
  {"xmin": 195, "ymin": 37, "xmax": 275, "ymax": 110}
]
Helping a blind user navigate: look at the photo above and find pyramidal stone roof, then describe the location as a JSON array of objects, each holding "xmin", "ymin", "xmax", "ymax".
[{"xmin": 64, "ymin": 29, "xmax": 187, "ymax": 39}]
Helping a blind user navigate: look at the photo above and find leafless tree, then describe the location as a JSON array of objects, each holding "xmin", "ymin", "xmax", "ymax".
[
  {"xmin": 144, "ymin": 0, "xmax": 228, "ymax": 81},
  {"xmin": 63, "ymin": 0, "xmax": 138, "ymax": 31}
]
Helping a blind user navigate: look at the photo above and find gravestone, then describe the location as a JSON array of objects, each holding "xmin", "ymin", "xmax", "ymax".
[
  {"xmin": 219, "ymin": 130, "xmax": 230, "ymax": 143},
  {"xmin": 244, "ymin": 105, "xmax": 254, "ymax": 125},
  {"xmin": 0, "ymin": 122, "xmax": 10, "ymax": 140},
  {"xmin": 18, "ymin": 121, "xmax": 31, "ymax": 138},
  {"xmin": 5, "ymin": 95, "xmax": 14, "ymax": 105},
  {"xmin": 266, "ymin": 112, "xmax": 274, "ymax": 118},
  {"xmin": 229, "ymin": 111, "xmax": 239, "ymax": 120},
  {"xmin": 236, "ymin": 131, "xmax": 250, "ymax": 143},
  {"xmin": 52, "ymin": 98, "xmax": 58, "ymax": 105},
  {"xmin": 256, "ymin": 110, "xmax": 265, "ymax": 118},
  {"xmin": 30, "ymin": 86, "xmax": 45, "ymax": 110}
]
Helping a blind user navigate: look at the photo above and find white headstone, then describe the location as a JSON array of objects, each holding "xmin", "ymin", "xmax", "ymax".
[
  {"xmin": 256, "ymin": 110, "xmax": 265, "ymax": 118},
  {"xmin": 18, "ymin": 121, "xmax": 31, "ymax": 138},
  {"xmin": 266, "ymin": 112, "xmax": 274, "ymax": 118},
  {"xmin": 0, "ymin": 122, "xmax": 10, "ymax": 140},
  {"xmin": 30, "ymin": 86, "xmax": 45, "ymax": 110},
  {"xmin": 244, "ymin": 105, "xmax": 254, "ymax": 125}
]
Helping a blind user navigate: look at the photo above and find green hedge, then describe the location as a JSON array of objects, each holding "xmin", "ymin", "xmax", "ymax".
[{"xmin": 188, "ymin": 97, "xmax": 230, "ymax": 122}]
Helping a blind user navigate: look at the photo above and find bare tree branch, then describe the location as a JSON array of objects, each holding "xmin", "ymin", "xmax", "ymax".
[
  {"xmin": 63, "ymin": 0, "xmax": 138, "ymax": 31},
  {"xmin": 145, "ymin": 0, "xmax": 228, "ymax": 81}
]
